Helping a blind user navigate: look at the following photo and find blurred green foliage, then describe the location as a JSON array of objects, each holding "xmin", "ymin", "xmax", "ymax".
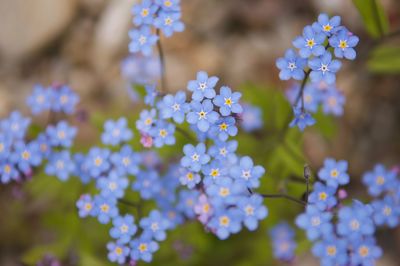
[{"xmin": 353, "ymin": 0, "xmax": 389, "ymax": 38}]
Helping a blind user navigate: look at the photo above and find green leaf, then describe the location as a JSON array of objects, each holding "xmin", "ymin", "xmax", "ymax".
[
  {"xmin": 353, "ymin": 0, "xmax": 389, "ymax": 38},
  {"xmin": 368, "ymin": 45, "xmax": 400, "ymax": 73}
]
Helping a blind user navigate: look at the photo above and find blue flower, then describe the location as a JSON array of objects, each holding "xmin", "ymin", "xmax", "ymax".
[
  {"xmin": 239, "ymin": 104, "xmax": 263, "ymax": 132},
  {"xmin": 350, "ymin": 237, "xmax": 382, "ymax": 266},
  {"xmin": 309, "ymin": 51, "xmax": 342, "ymax": 85},
  {"xmin": 11, "ymin": 141, "xmax": 42, "ymax": 173},
  {"xmin": 230, "ymin": 156, "xmax": 265, "ymax": 189},
  {"xmin": 26, "ymin": 85, "xmax": 52, "ymax": 115},
  {"xmin": 213, "ymin": 86, "xmax": 243, "ymax": 116},
  {"xmin": 132, "ymin": 0, "xmax": 158, "ymax": 26},
  {"xmin": 93, "ymin": 195, "xmax": 118, "ymax": 224},
  {"xmin": 51, "ymin": 85, "xmax": 79, "ymax": 114},
  {"xmin": 302, "ymin": 84, "xmax": 322, "ymax": 113},
  {"xmin": 84, "ymin": 147, "xmax": 111, "ymax": 178},
  {"xmin": 130, "ymin": 234, "xmax": 159, "ymax": 262},
  {"xmin": 322, "ymin": 87, "xmax": 345, "ymax": 116},
  {"xmin": 129, "ymin": 26, "xmax": 158, "ymax": 56},
  {"xmin": 110, "ymin": 145, "xmax": 141, "ymax": 176},
  {"xmin": 46, "ymin": 121, "xmax": 77, "ymax": 148},
  {"xmin": 176, "ymin": 190, "xmax": 199, "ymax": 219},
  {"xmin": 161, "ymin": 207, "xmax": 184, "ymax": 229},
  {"xmin": 295, "ymin": 205, "xmax": 333, "ymax": 240},
  {"xmin": 371, "ymin": 196, "xmax": 400, "ymax": 228},
  {"xmin": 136, "ymin": 109, "xmax": 157, "ymax": 134},
  {"xmin": 45, "ymin": 151, "xmax": 75, "ymax": 181},
  {"xmin": 97, "ymin": 171, "xmax": 129, "ymax": 199},
  {"xmin": 0, "ymin": 161, "xmax": 19, "ymax": 184},
  {"xmin": 154, "ymin": 11, "xmax": 184, "ymax": 38},
  {"xmin": 208, "ymin": 140, "xmax": 238, "ymax": 163},
  {"xmin": 149, "ymin": 120, "xmax": 176, "ymax": 147},
  {"xmin": 293, "ymin": 25, "xmax": 326, "ymax": 58},
  {"xmin": 311, "ymin": 237, "xmax": 349, "ymax": 266},
  {"xmin": 187, "ymin": 100, "xmax": 219, "ymax": 132},
  {"xmin": 132, "ymin": 170, "xmax": 161, "ymax": 199},
  {"xmin": 206, "ymin": 177, "xmax": 244, "ymax": 207},
  {"xmin": 237, "ymin": 194, "xmax": 268, "ymax": 231},
  {"xmin": 144, "ymin": 84, "xmax": 158, "ymax": 106},
  {"xmin": 107, "ymin": 242, "xmax": 130, "ymax": 265},
  {"xmin": 0, "ymin": 134, "xmax": 12, "ymax": 160},
  {"xmin": 179, "ymin": 168, "xmax": 201, "ymax": 189},
  {"xmin": 101, "ymin": 117, "xmax": 133, "ymax": 146},
  {"xmin": 210, "ymin": 116, "xmax": 238, "ymax": 141},
  {"xmin": 318, "ymin": 158, "xmax": 350, "ymax": 189},
  {"xmin": 312, "ymin": 13, "xmax": 341, "ymax": 36},
  {"xmin": 76, "ymin": 194, "xmax": 95, "ymax": 218},
  {"xmin": 337, "ymin": 201, "xmax": 375, "ymax": 239},
  {"xmin": 289, "ymin": 107, "xmax": 315, "ymax": 131},
  {"xmin": 269, "ymin": 222, "xmax": 297, "ymax": 262},
  {"xmin": 329, "ymin": 29, "xmax": 359, "ymax": 60},
  {"xmin": 209, "ymin": 208, "xmax": 242, "ymax": 240},
  {"xmin": 180, "ymin": 143, "xmax": 210, "ymax": 172},
  {"xmin": 1, "ymin": 111, "xmax": 31, "ymax": 140},
  {"xmin": 156, "ymin": 0, "xmax": 181, "ymax": 11},
  {"xmin": 276, "ymin": 49, "xmax": 307, "ymax": 80},
  {"xmin": 110, "ymin": 214, "xmax": 137, "ymax": 244},
  {"xmin": 73, "ymin": 153, "xmax": 91, "ymax": 184},
  {"xmin": 35, "ymin": 133, "xmax": 52, "ymax": 159},
  {"xmin": 362, "ymin": 164, "xmax": 396, "ymax": 197},
  {"xmin": 159, "ymin": 91, "xmax": 190, "ymax": 123},
  {"xmin": 308, "ymin": 182, "xmax": 337, "ymax": 211},
  {"xmin": 187, "ymin": 71, "xmax": 219, "ymax": 101},
  {"xmin": 140, "ymin": 210, "xmax": 170, "ymax": 241},
  {"xmin": 202, "ymin": 160, "xmax": 228, "ymax": 186}
]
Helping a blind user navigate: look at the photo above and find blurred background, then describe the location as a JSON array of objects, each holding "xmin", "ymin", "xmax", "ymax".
[{"xmin": 0, "ymin": 0, "xmax": 399, "ymax": 265}]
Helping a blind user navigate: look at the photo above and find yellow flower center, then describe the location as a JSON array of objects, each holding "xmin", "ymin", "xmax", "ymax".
[
  {"xmin": 319, "ymin": 192, "xmax": 328, "ymax": 201},
  {"xmin": 198, "ymin": 111, "xmax": 206, "ymax": 119},
  {"xmin": 84, "ymin": 203, "xmax": 92, "ymax": 211},
  {"xmin": 339, "ymin": 40, "xmax": 348, "ymax": 49},
  {"xmin": 94, "ymin": 157, "xmax": 103, "ymax": 166},
  {"xmin": 219, "ymin": 216, "xmax": 230, "ymax": 227},
  {"xmin": 219, "ymin": 187, "xmax": 230, "ymax": 197},
  {"xmin": 358, "ymin": 246, "xmax": 369, "ymax": 257},
  {"xmin": 139, "ymin": 35, "xmax": 147, "ymax": 45},
  {"xmin": 144, "ymin": 118, "xmax": 152, "ymax": 125},
  {"xmin": 4, "ymin": 165, "xmax": 11, "ymax": 174},
  {"xmin": 22, "ymin": 151, "xmax": 31, "ymax": 160},
  {"xmin": 186, "ymin": 172, "xmax": 194, "ymax": 180},
  {"xmin": 306, "ymin": 38, "xmax": 315, "ymax": 48},
  {"xmin": 100, "ymin": 204, "xmax": 109, "ymax": 213},
  {"xmin": 245, "ymin": 205, "xmax": 254, "ymax": 216},
  {"xmin": 141, "ymin": 8, "xmax": 149, "ymax": 17},
  {"xmin": 350, "ymin": 219, "xmax": 360, "ymax": 230},
  {"xmin": 164, "ymin": 0, "xmax": 172, "ymax": 7},
  {"xmin": 40, "ymin": 143, "xmax": 48, "ymax": 152},
  {"xmin": 60, "ymin": 95, "xmax": 69, "ymax": 104},
  {"xmin": 159, "ymin": 129, "xmax": 168, "ymax": 138},
  {"xmin": 203, "ymin": 204, "xmax": 210, "ymax": 213},
  {"xmin": 326, "ymin": 246, "xmax": 337, "ymax": 256},
  {"xmin": 224, "ymin": 97, "xmax": 232, "ymax": 106},
  {"xmin": 323, "ymin": 24, "xmax": 332, "ymax": 32},
  {"xmin": 219, "ymin": 123, "xmax": 228, "ymax": 131},
  {"xmin": 138, "ymin": 243, "xmax": 148, "ymax": 253},
  {"xmin": 330, "ymin": 169, "xmax": 339, "ymax": 178},
  {"xmin": 210, "ymin": 169, "xmax": 219, "ymax": 177},
  {"xmin": 122, "ymin": 157, "xmax": 131, "ymax": 166},
  {"xmin": 383, "ymin": 206, "xmax": 392, "ymax": 216},
  {"xmin": 376, "ymin": 176, "xmax": 385, "ymax": 185},
  {"xmin": 165, "ymin": 17, "xmax": 173, "ymax": 26},
  {"xmin": 115, "ymin": 247, "xmax": 123, "ymax": 255},
  {"xmin": 57, "ymin": 131, "xmax": 66, "ymax": 139}
]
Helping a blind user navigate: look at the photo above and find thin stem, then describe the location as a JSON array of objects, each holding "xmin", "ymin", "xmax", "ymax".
[
  {"xmin": 248, "ymin": 188, "xmax": 306, "ymax": 206},
  {"xmin": 118, "ymin": 198, "xmax": 139, "ymax": 208},
  {"xmin": 176, "ymin": 126, "xmax": 196, "ymax": 142},
  {"xmin": 260, "ymin": 193, "xmax": 307, "ymax": 206},
  {"xmin": 294, "ymin": 69, "xmax": 311, "ymax": 111},
  {"xmin": 372, "ymin": 0, "xmax": 385, "ymax": 38},
  {"xmin": 156, "ymin": 29, "xmax": 167, "ymax": 93}
]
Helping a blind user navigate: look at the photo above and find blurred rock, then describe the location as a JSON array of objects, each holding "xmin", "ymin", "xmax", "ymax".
[
  {"xmin": 0, "ymin": 0, "xmax": 78, "ymax": 62},
  {"xmin": 92, "ymin": 0, "xmax": 137, "ymax": 71}
]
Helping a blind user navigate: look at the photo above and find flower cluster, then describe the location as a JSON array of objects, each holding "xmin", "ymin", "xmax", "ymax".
[
  {"xmin": 129, "ymin": 0, "xmax": 184, "ymax": 56},
  {"xmin": 295, "ymin": 158, "xmax": 387, "ymax": 266},
  {"xmin": 362, "ymin": 165, "xmax": 400, "ymax": 228},
  {"xmin": 269, "ymin": 222, "xmax": 297, "ymax": 262},
  {"xmin": 1, "ymin": 85, "xmax": 79, "ymax": 184},
  {"xmin": 26, "ymin": 84, "xmax": 79, "ymax": 115},
  {"xmin": 276, "ymin": 13, "xmax": 359, "ymax": 131}
]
